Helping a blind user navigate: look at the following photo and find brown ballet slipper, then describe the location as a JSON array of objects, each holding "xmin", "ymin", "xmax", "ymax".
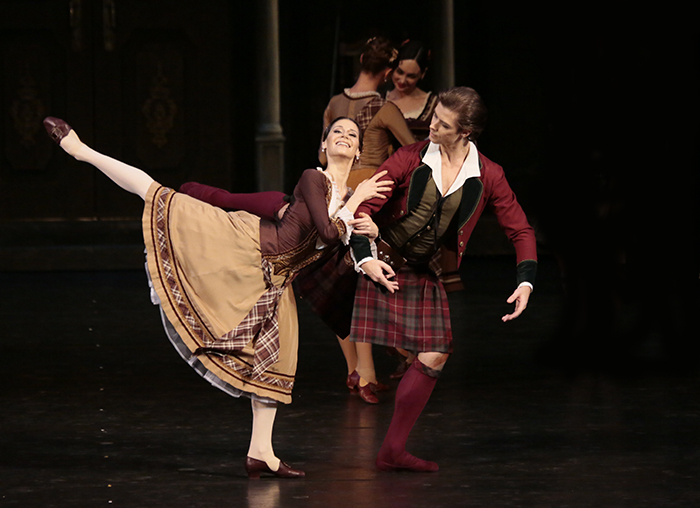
[
  {"xmin": 346, "ymin": 370, "xmax": 360, "ymax": 393},
  {"xmin": 375, "ymin": 450, "xmax": 439, "ymax": 472},
  {"xmin": 43, "ymin": 117, "xmax": 72, "ymax": 144},
  {"xmin": 357, "ymin": 380, "xmax": 379, "ymax": 404},
  {"xmin": 347, "ymin": 370, "xmax": 380, "ymax": 403},
  {"xmin": 370, "ymin": 380, "xmax": 391, "ymax": 393},
  {"xmin": 244, "ymin": 456, "xmax": 305, "ymax": 479},
  {"xmin": 390, "ymin": 358, "xmax": 411, "ymax": 380}
]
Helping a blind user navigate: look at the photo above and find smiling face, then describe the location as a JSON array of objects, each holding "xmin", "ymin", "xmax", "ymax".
[
  {"xmin": 322, "ymin": 118, "xmax": 361, "ymax": 160},
  {"xmin": 391, "ymin": 59, "xmax": 425, "ymax": 95},
  {"xmin": 429, "ymin": 102, "xmax": 470, "ymax": 146}
]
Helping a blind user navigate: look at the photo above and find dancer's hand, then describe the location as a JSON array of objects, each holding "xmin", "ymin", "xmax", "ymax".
[
  {"xmin": 353, "ymin": 171, "xmax": 393, "ymax": 203},
  {"xmin": 361, "ymin": 259, "xmax": 399, "ymax": 293},
  {"xmin": 501, "ymin": 285, "xmax": 532, "ymax": 322},
  {"xmin": 348, "ymin": 212, "xmax": 379, "ymax": 239}
]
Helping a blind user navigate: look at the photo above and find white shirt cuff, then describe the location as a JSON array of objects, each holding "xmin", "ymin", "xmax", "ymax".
[{"xmin": 518, "ymin": 281, "xmax": 534, "ymax": 292}]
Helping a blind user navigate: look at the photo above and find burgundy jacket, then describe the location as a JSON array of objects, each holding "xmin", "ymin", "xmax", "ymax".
[{"xmin": 352, "ymin": 140, "xmax": 538, "ymax": 286}]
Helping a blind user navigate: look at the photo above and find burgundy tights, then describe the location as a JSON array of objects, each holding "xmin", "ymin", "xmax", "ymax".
[{"xmin": 376, "ymin": 358, "xmax": 439, "ymax": 472}]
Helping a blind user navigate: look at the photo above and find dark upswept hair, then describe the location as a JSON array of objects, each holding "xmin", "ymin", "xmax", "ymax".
[
  {"xmin": 437, "ymin": 87, "xmax": 488, "ymax": 141},
  {"xmin": 397, "ymin": 40, "xmax": 431, "ymax": 72},
  {"xmin": 359, "ymin": 36, "xmax": 396, "ymax": 75},
  {"xmin": 322, "ymin": 116, "xmax": 364, "ymax": 150}
]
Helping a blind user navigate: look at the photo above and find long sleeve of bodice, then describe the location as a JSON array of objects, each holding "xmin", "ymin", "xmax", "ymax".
[{"xmin": 296, "ymin": 169, "xmax": 348, "ymax": 245}]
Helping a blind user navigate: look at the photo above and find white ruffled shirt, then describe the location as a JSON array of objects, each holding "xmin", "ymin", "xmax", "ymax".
[{"xmin": 317, "ymin": 168, "xmax": 354, "ymax": 249}]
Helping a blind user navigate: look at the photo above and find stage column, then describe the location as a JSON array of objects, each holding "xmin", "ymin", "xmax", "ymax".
[
  {"xmin": 255, "ymin": 0, "xmax": 285, "ymax": 191},
  {"xmin": 434, "ymin": 0, "xmax": 455, "ymax": 90}
]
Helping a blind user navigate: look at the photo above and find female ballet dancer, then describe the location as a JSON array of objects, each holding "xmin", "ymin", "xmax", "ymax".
[{"xmin": 43, "ymin": 115, "xmax": 393, "ymax": 478}]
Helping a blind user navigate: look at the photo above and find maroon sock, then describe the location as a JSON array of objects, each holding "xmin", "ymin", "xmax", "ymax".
[{"xmin": 376, "ymin": 358, "xmax": 439, "ymax": 471}]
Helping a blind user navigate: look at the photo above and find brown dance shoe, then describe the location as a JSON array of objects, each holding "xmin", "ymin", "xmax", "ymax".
[
  {"xmin": 375, "ymin": 451, "xmax": 439, "ymax": 473},
  {"xmin": 347, "ymin": 371, "xmax": 379, "ymax": 403},
  {"xmin": 357, "ymin": 382, "xmax": 379, "ymax": 404},
  {"xmin": 389, "ymin": 359, "xmax": 411, "ymax": 380},
  {"xmin": 370, "ymin": 380, "xmax": 391, "ymax": 393},
  {"xmin": 43, "ymin": 117, "xmax": 72, "ymax": 144},
  {"xmin": 244, "ymin": 456, "xmax": 305, "ymax": 479},
  {"xmin": 346, "ymin": 370, "xmax": 360, "ymax": 393}
]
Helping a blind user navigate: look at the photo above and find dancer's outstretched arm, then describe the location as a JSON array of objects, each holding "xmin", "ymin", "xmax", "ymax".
[{"xmin": 44, "ymin": 117, "xmax": 154, "ymax": 200}]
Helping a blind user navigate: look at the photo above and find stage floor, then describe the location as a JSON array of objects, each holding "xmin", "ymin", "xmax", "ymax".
[{"xmin": 1, "ymin": 257, "xmax": 698, "ymax": 507}]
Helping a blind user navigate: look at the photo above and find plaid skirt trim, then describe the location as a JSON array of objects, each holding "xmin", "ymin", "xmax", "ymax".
[
  {"xmin": 350, "ymin": 264, "xmax": 453, "ymax": 353},
  {"xmin": 144, "ymin": 185, "xmax": 295, "ymax": 403}
]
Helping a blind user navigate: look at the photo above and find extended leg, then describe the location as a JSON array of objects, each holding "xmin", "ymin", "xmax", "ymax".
[
  {"xmin": 179, "ymin": 182, "xmax": 288, "ymax": 221},
  {"xmin": 44, "ymin": 117, "xmax": 154, "ymax": 199}
]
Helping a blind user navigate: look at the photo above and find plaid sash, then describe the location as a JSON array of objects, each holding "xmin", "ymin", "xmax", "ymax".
[{"xmin": 194, "ymin": 258, "xmax": 291, "ymax": 378}]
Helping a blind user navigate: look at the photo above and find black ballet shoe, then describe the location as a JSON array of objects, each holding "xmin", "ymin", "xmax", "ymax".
[
  {"xmin": 244, "ymin": 456, "xmax": 305, "ymax": 479},
  {"xmin": 43, "ymin": 117, "xmax": 72, "ymax": 144}
]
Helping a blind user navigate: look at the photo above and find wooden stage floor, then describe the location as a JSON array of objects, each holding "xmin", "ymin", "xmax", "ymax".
[{"xmin": 1, "ymin": 257, "xmax": 698, "ymax": 507}]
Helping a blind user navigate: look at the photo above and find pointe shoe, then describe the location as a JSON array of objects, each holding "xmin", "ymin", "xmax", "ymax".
[
  {"xmin": 43, "ymin": 117, "xmax": 72, "ymax": 144},
  {"xmin": 375, "ymin": 450, "xmax": 439, "ymax": 472},
  {"xmin": 244, "ymin": 456, "xmax": 305, "ymax": 479}
]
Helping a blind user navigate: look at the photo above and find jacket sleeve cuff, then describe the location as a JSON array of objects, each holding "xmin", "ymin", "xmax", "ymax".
[
  {"xmin": 516, "ymin": 259, "xmax": 537, "ymax": 287},
  {"xmin": 349, "ymin": 233, "xmax": 373, "ymax": 262}
]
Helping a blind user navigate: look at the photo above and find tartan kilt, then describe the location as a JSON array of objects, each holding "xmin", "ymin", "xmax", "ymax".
[
  {"xmin": 293, "ymin": 244, "xmax": 358, "ymax": 339},
  {"xmin": 350, "ymin": 264, "xmax": 453, "ymax": 353}
]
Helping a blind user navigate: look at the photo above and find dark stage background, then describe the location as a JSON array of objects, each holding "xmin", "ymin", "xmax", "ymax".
[
  {"xmin": 0, "ymin": 2, "xmax": 699, "ymax": 506},
  {"xmin": 1, "ymin": 0, "xmax": 697, "ymax": 363}
]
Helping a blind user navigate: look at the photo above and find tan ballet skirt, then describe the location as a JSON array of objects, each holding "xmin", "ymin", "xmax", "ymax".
[{"xmin": 143, "ymin": 183, "xmax": 298, "ymax": 404}]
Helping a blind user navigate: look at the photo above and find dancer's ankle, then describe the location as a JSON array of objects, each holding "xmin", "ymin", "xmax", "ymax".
[
  {"xmin": 356, "ymin": 367, "xmax": 377, "ymax": 385},
  {"xmin": 59, "ymin": 130, "xmax": 86, "ymax": 159},
  {"xmin": 248, "ymin": 450, "xmax": 280, "ymax": 471}
]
